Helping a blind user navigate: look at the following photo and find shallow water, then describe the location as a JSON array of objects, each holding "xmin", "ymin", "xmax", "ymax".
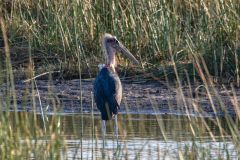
[{"xmin": 36, "ymin": 113, "xmax": 237, "ymax": 160}]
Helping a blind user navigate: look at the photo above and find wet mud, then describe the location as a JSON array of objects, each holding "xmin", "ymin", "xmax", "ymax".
[{"xmin": 0, "ymin": 78, "xmax": 238, "ymax": 117}]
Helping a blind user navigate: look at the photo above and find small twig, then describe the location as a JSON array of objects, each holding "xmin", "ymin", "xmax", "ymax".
[{"xmin": 23, "ymin": 71, "xmax": 60, "ymax": 83}]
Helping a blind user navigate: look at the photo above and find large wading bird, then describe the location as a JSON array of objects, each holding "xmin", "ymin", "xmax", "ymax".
[{"xmin": 94, "ymin": 33, "xmax": 139, "ymax": 150}]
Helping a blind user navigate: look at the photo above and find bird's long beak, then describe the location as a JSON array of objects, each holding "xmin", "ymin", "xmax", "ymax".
[{"xmin": 115, "ymin": 43, "xmax": 139, "ymax": 65}]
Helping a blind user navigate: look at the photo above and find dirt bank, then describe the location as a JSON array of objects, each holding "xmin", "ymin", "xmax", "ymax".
[{"xmin": 0, "ymin": 78, "xmax": 238, "ymax": 117}]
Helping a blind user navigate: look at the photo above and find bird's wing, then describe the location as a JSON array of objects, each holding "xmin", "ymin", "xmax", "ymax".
[
  {"xmin": 94, "ymin": 69, "xmax": 122, "ymax": 114},
  {"xmin": 104, "ymin": 74, "xmax": 121, "ymax": 113},
  {"xmin": 93, "ymin": 75, "xmax": 105, "ymax": 111}
]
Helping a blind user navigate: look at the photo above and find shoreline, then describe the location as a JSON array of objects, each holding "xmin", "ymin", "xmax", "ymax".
[{"xmin": 0, "ymin": 79, "xmax": 238, "ymax": 117}]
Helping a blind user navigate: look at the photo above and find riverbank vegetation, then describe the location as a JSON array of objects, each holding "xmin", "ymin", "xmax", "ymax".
[
  {"xmin": 1, "ymin": 0, "xmax": 239, "ymax": 82},
  {"xmin": 0, "ymin": 0, "xmax": 240, "ymax": 159}
]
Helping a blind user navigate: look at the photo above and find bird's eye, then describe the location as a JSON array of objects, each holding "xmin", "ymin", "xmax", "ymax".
[
  {"xmin": 114, "ymin": 39, "xmax": 119, "ymax": 44},
  {"xmin": 107, "ymin": 38, "xmax": 119, "ymax": 44}
]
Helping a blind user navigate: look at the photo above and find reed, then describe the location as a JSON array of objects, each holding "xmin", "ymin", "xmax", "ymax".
[
  {"xmin": 0, "ymin": 0, "xmax": 240, "ymax": 159},
  {"xmin": 1, "ymin": 0, "xmax": 239, "ymax": 81}
]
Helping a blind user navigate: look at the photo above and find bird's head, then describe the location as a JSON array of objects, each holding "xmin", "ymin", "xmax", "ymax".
[{"xmin": 101, "ymin": 33, "xmax": 139, "ymax": 68}]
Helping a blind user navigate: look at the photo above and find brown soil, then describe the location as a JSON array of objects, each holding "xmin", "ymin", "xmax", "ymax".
[{"xmin": 1, "ymin": 78, "xmax": 239, "ymax": 117}]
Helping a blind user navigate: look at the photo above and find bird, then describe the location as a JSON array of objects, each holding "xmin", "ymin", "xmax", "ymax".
[{"xmin": 93, "ymin": 33, "xmax": 139, "ymax": 152}]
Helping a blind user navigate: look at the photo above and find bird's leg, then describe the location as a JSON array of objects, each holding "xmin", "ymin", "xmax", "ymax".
[
  {"xmin": 114, "ymin": 115, "xmax": 119, "ymax": 147},
  {"xmin": 113, "ymin": 115, "xmax": 120, "ymax": 158},
  {"xmin": 101, "ymin": 120, "xmax": 106, "ymax": 158}
]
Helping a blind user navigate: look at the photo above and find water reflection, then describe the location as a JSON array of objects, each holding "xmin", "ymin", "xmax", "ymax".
[
  {"xmin": 9, "ymin": 112, "xmax": 236, "ymax": 159},
  {"xmin": 59, "ymin": 114, "xmax": 228, "ymax": 140},
  {"xmin": 48, "ymin": 114, "xmax": 237, "ymax": 159}
]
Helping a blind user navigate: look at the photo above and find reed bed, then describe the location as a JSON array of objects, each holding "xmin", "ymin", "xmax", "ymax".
[
  {"xmin": 0, "ymin": 0, "xmax": 240, "ymax": 159},
  {"xmin": 1, "ymin": 0, "xmax": 239, "ymax": 80}
]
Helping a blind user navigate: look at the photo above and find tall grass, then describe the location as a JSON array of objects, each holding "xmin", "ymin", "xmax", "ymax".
[
  {"xmin": 0, "ymin": 0, "xmax": 240, "ymax": 159},
  {"xmin": 1, "ymin": 0, "xmax": 239, "ymax": 81}
]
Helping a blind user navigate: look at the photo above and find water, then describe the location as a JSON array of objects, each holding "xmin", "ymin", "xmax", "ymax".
[
  {"xmin": 9, "ymin": 112, "xmax": 237, "ymax": 159},
  {"xmin": 35, "ymin": 113, "xmax": 237, "ymax": 160}
]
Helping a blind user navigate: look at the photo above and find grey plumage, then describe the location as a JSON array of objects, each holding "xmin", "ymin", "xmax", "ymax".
[
  {"xmin": 94, "ymin": 33, "xmax": 138, "ymax": 121},
  {"xmin": 94, "ymin": 67, "xmax": 122, "ymax": 120}
]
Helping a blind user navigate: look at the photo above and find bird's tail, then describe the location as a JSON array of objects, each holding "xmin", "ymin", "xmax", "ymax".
[{"xmin": 101, "ymin": 110, "xmax": 113, "ymax": 120}]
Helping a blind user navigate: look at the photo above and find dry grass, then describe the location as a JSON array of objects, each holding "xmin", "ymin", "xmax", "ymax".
[{"xmin": 0, "ymin": 0, "xmax": 240, "ymax": 159}]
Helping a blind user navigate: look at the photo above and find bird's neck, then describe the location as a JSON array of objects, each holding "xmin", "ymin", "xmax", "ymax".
[{"xmin": 105, "ymin": 46, "xmax": 117, "ymax": 67}]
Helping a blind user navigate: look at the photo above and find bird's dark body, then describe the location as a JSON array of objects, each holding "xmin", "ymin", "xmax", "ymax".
[{"xmin": 94, "ymin": 67, "xmax": 122, "ymax": 120}]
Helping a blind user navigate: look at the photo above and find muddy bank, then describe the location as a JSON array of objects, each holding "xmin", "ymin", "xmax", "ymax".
[{"xmin": 0, "ymin": 78, "xmax": 239, "ymax": 117}]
